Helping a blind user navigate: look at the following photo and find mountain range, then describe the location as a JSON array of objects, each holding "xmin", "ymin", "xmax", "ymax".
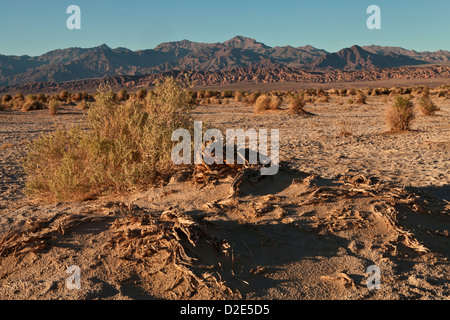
[{"xmin": 1, "ymin": 36, "xmax": 450, "ymax": 88}]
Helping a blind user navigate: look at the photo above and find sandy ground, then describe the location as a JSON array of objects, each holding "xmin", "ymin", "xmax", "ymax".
[{"xmin": 0, "ymin": 95, "xmax": 449, "ymax": 300}]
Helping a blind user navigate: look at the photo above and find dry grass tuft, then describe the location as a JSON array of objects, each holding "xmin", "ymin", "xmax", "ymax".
[
  {"xmin": 355, "ymin": 90, "xmax": 367, "ymax": 104},
  {"xmin": 253, "ymin": 95, "xmax": 271, "ymax": 113},
  {"xmin": 385, "ymin": 96, "xmax": 415, "ymax": 131},
  {"xmin": 418, "ymin": 94, "xmax": 439, "ymax": 116},
  {"xmin": 48, "ymin": 100, "xmax": 60, "ymax": 115},
  {"xmin": 287, "ymin": 95, "xmax": 306, "ymax": 114},
  {"xmin": 269, "ymin": 96, "xmax": 282, "ymax": 110},
  {"xmin": 335, "ymin": 120, "xmax": 353, "ymax": 137}
]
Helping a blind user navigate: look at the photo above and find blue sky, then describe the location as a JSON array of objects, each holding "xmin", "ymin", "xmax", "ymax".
[{"xmin": 1, "ymin": 0, "xmax": 449, "ymax": 56}]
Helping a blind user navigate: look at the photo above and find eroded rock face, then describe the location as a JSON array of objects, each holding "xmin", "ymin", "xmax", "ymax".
[{"xmin": 2, "ymin": 65, "xmax": 450, "ymax": 94}]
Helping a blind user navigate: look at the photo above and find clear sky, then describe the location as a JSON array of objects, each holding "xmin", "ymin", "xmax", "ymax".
[{"xmin": 1, "ymin": 0, "xmax": 449, "ymax": 56}]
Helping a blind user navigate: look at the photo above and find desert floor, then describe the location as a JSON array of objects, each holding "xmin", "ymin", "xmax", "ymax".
[{"xmin": 0, "ymin": 94, "xmax": 449, "ymax": 300}]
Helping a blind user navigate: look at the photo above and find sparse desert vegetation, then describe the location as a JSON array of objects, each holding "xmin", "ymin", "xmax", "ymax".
[
  {"xmin": 22, "ymin": 77, "xmax": 194, "ymax": 202},
  {"xmin": 1, "ymin": 81, "xmax": 449, "ymax": 301},
  {"xmin": 418, "ymin": 92, "xmax": 439, "ymax": 116}
]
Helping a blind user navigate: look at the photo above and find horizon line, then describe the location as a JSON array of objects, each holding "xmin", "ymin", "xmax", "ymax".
[{"xmin": 2, "ymin": 36, "xmax": 449, "ymax": 57}]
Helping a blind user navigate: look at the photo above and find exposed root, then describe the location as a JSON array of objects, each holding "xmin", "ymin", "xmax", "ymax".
[
  {"xmin": 0, "ymin": 213, "xmax": 108, "ymax": 257},
  {"xmin": 106, "ymin": 206, "xmax": 239, "ymax": 299}
]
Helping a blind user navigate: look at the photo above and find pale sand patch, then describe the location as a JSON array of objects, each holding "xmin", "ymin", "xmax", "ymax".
[{"xmin": 0, "ymin": 96, "xmax": 448, "ymax": 300}]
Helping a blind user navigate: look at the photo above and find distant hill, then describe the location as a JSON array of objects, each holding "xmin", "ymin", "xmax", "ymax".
[
  {"xmin": 0, "ymin": 36, "xmax": 449, "ymax": 87},
  {"xmin": 307, "ymin": 45, "xmax": 428, "ymax": 70}
]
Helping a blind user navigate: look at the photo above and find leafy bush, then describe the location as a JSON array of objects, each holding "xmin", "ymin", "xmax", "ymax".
[
  {"xmin": 23, "ymin": 77, "xmax": 194, "ymax": 202},
  {"xmin": 385, "ymin": 96, "xmax": 415, "ymax": 131}
]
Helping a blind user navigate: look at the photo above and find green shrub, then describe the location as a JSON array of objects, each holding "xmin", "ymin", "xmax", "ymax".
[{"xmin": 23, "ymin": 77, "xmax": 194, "ymax": 202}]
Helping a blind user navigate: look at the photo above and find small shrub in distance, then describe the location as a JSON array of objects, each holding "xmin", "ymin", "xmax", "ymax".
[
  {"xmin": 385, "ymin": 96, "xmax": 415, "ymax": 131},
  {"xmin": 197, "ymin": 90, "xmax": 205, "ymax": 99},
  {"xmin": 355, "ymin": 90, "xmax": 367, "ymax": 104},
  {"xmin": 234, "ymin": 90, "xmax": 244, "ymax": 103},
  {"xmin": 269, "ymin": 96, "xmax": 282, "ymax": 110},
  {"xmin": 288, "ymin": 95, "xmax": 306, "ymax": 114},
  {"xmin": 59, "ymin": 90, "xmax": 69, "ymax": 102},
  {"xmin": 210, "ymin": 98, "xmax": 222, "ymax": 105},
  {"xmin": 14, "ymin": 93, "xmax": 24, "ymax": 101},
  {"xmin": 2, "ymin": 94, "xmax": 12, "ymax": 103},
  {"xmin": 418, "ymin": 94, "xmax": 439, "ymax": 116},
  {"xmin": 317, "ymin": 96, "xmax": 330, "ymax": 103},
  {"xmin": 221, "ymin": 90, "xmax": 233, "ymax": 98},
  {"xmin": 21, "ymin": 96, "xmax": 43, "ymax": 112},
  {"xmin": 77, "ymin": 100, "xmax": 90, "ymax": 110},
  {"xmin": 49, "ymin": 100, "xmax": 60, "ymax": 115},
  {"xmin": 254, "ymin": 95, "xmax": 271, "ymax": 113},
  {"xmin": 137, "ymin": 88, "xmax": 147, "ymax": 100},
  {"xmin": 246, "ymin": 92, "xmax": 260, "ymax": 106},
  {"xmin": 336, "ymin": 120, "xmax": 353, "ymax": 137},
  {"xmin": 73, "ymin": 92, "xmax": 83, "ymax": 101},
  {"xmin": 117, "ymin": 89, "xmax": 128, "ymax": 101}
]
